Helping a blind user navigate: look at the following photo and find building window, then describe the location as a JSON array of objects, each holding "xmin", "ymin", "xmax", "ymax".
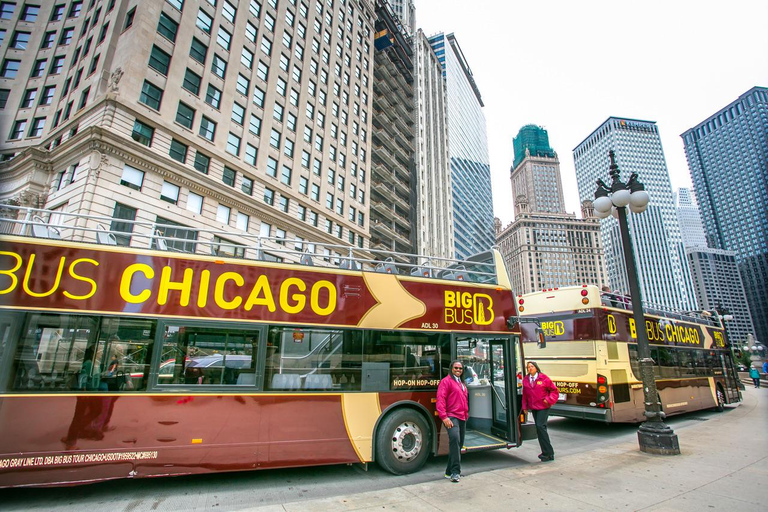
[
  {"xmin": 31, "ymin": 59, "xmax": 47, "ymax": 77},
  {"xmin": 259, "ymin": 221, "xmax": 271, "ymax": 238},
  {"xmin": 231, "ymin": 102, "xmax": 245, "ymax": 124},
  {"xmin": 28, "ymin": 117, "xmax": 45, "ymax": 137},
  {"xmin": 161, "ymin": 181, "xmax": 180, "ymax": 204},
  {"xmin": 190, "ymin": 37, "xmax": 208, "ymax": 63},
  {"xmin": 199, "ymin": 116, "xmax": 216, "ymax": 141},
  {"xmin": 169, "ymin": 139, "xmax": 188, "ymax": 163},
  {"xmin": 21, "ymin": 4, "xmax": 38, "ymax": 21},
  {"xmin": 110, "ymin": 203, "xmax": 137, "ymax": 246},
  {"xmin": 49, "ymin": 56, "xmax": 65, "ymax": 74},
  {"xmin": 216, "ymin": 204, "xmax": 231, "ymax": 225},
  {"xmin": 0, "ymin": 89, "xmax": 10, "ymax": 109},
  {"xmin": 157, "ymin": 12, "xmax": 178, "ymax": 42},
  {"xmin": 236, "ymin": 74, "xmax": 250, "ymax": 95},
  {"xmin": 236, "ymin": 212, "xmax": 249, "ymax": 232},
  {"xmin": 42, "ymin": 31, "xmax": 55, "ymax": 48},
  {"xmin": 175, "ymin": 102, "xmax": 195, "ymax": 129},
  {"xmin": 196, "ymin": 8, "xmax": 213, "ymax": 33},
  {"xmin": 263, "ymin": 188, "xmax": 274, "ymax": 206},
  {"xmin": 205, "ymin": 84, "xmax": 222, "ymax": 108},
  {"xmin": 149, "ymin": 45, "xmax": 171, "ymax": 75},
  {"xmin": 120, "ymin": 164, "xmax": 144, "ymax": 190},
  {"xmin": 187, "ymin": 192, "xmax": 203, "ymax": 214},
  {"xmin": 217, "ymin": 26, "xmax": 231, "ymax": 50},
  {"xmin": 278, "ymin": 195, "xmax": 289, "ymax": 212},
  {"xmin": 253, "ymin": 86, "xmax": 265, "ymax": 108},
  {"xmin": 269, "ymin": 128, "xmax": 281, "ymax": 148},
  {"xmin": 281, "ymin": 165, "xmax": 292, "ymax": 185},
  {"xmin": 21, "ymin": 89, "xmax": 37, "ymax": 109},
  {"xmin": 266, "ymin": 156, "xmax": 277, "ymax": 177},
  {"xmin": 241, "ymin": 47, "xmax": 254, "ymax": 68},
  {"xmin": 139, "ymin": 81, "xmax": 163, "ymax": 110},
  {"xmin": 59, "ymin": 27, "xmax": 74, "ymax": 46},
  {"xmin": 182, "ymin": 69, "xmax": 201, "ymax": 95},
  {"xmin": 77, "ymin": 87, "xmax": 89, "ymax": 109},
  {"xmin": 1, "ymin": 59, "xmax": 20, "ymax": 79},
  {"xmin": 211, "ymin": 54, "xmax": 227, "ymax": 78},
  {"xmin": 245, "ymin": 143, "xmax": 257, "ymax": 165},
  {"xmin": 241, "ymin": 175, "xmax": 254, "ymax": 195},
  {"xmin": 222, "ymin": 166, "xmax": 236, "ymax": 187},
  {"xmin": 257, "ymin": 60, "xmax": 269, "ymax": 81},
  {"xmin": 131, "ymin": 120, "xmax": 154, "ymax": 146},
  {"xmin": 226, "ymin": 133, "xmax": 240, "ymax": 156},
  {"xmin": 194, "ymin": 151, "xmax": 210, "ymax": 174},
  {"xmin": 11, "ymin": 31, "xmax": 30, "ymax": 50}
]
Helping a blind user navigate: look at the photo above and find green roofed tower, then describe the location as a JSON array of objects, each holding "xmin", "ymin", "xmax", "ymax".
[{"xmin": 513, "ymin": 125, "xmax": 557, "ymax": 169}]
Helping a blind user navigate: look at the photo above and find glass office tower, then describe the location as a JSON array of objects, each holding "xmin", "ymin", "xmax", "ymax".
[
  {"xmin": 681, "ymin": 86, "xmax": 768, "ymax": 343},
  {"xmin": 428, "ymin": 32, "xmax": 493, "ymax": 259}
]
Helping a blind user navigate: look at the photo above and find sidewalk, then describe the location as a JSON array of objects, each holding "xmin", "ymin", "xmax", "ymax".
[{"xmin": 247, "ymin": 388, "xmax": 766, "ymax": 511}]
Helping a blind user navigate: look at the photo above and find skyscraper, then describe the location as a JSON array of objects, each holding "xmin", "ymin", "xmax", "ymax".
[
  {"xmin": 681, "ymin": 86, "xmax": 768, "ymax": 343},
  {"xmin": 675, "ymin": 187, "xmax": 707, "ymax": 249},
  {"xmin": 686, "ymin": 248, "xmax": 756, "ymax": 345},
  {"xmin": 0, "ymin": 0, "xmax": 377, "ymax": 263},
  {"xmin": 573, "ymin": 118, "xmax": 697, "ymax": 312},
  {"xmin": 413, "ymin": 28, "xmax": 453, "ymax": 259},
  {"xmin": 428, "ymin": 32, "xmax": 493, "ymax": 260},
  {"xmin": 497, "ymin": 125, "xmax": 605, "ymax": 295}
]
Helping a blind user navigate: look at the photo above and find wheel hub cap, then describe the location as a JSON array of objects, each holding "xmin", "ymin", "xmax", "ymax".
[{"xmin": 390, "ymin": 421, "xmax": 422, "ymax": 461}]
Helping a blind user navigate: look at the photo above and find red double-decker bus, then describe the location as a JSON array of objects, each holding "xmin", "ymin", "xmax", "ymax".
[{"xmin": 0, "ymin": 207, "xmax": 530, "ymax": 487}]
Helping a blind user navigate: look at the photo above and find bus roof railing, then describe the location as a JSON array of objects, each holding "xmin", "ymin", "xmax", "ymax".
[
  {"xmin": 599, "ymin": 290, "xmax": 719, "ymax": 327},
  {"xmin": 0, "ymin": 204, "xmax": 500, "ymax": 284}
]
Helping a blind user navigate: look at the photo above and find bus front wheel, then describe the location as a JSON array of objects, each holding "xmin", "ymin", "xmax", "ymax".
[{"xmin": 375, "ymin": 409, "xmax": 431, "ymax": 475}]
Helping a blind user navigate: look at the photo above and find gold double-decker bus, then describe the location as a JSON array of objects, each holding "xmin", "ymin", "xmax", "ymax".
[{"xmin": 517, "ymin": 285, "xmax": 741, "ymax": 423}]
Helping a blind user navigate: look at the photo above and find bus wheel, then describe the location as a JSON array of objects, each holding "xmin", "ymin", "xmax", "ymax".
[
  {"xmin": 714, "ymin": 386, "xmax": 725, "ymax": 412},
  {"xmin": 375, "ymin": 409, "xmax": 430, "ymax": 475}
]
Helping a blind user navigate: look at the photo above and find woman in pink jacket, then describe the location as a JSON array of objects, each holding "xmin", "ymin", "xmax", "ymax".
[{"xmin": 522, "ymin": 361, "xmax": 559, "ymax": 462}]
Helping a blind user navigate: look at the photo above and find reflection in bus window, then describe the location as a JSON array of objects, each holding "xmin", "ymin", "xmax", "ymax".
[
  {"xmin": 159, "ymin": 325, "xmax": 259, "ymax": 386},
  {"xmin": 263, "ymin": 327, "xmax": 444, "ymax": 392},
  {"xmin": 9, "ymin": 314, "xmax": 157, "ymax": 392}
]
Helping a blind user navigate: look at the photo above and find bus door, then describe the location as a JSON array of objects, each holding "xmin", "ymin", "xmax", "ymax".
[
  {"xmin": 454, "ymin": 335, "xmax": 519, "ymax": 449},
  {"xmin": 720, "ymin": 353, "xmax": 743, "ymax": 399}
]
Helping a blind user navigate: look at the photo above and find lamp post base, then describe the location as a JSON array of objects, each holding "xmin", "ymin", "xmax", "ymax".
[{"xmin": 637, "ymin": 422, "xmax": 680, "ymax": 455}]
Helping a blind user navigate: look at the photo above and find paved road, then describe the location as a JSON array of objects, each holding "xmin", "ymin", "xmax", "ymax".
[{"xmin": 0, "ymin": 397, "xmax": 751, "ymax": 511}]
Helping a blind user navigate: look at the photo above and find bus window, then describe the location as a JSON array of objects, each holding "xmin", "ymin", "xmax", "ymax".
[
  {"xmin": 678, "ymin": 350, "xmax": 696, "ymax": 377},
  {"xmin": 364, "ymin": 331, "xmax": 443, "ymax": 391},
  {"xmin": 264, "ymin": 327, "xmax": 350, "ymax": 391},
  {"xmin": 159, "ymin": 325, "xmax": 259, "ymax": 386},
  {"xmin": 97, "ymin": 317, "xmax": 156, "ymax": 391},
  {"xmin": 10, "ymin": 314, "xmax": 99, "ymax": 391}
]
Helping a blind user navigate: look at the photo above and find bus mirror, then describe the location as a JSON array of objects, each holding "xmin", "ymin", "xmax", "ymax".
[
  {"xmin": 506, "ymin": 316, "xmax": 516, "ymax": 330},
  {"xmin": 536, "ymin": 328, "xmax": 546, "ymax": 349}
]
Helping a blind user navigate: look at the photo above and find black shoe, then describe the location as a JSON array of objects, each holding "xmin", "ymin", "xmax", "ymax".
[
  {"xmin": 540, "ymin": 455, "xmax": 555, "ymax": 462},
  {"xmin": 537, "ymin": 453, "xmax": 546, "ymax": 460},
  {"xmin": 450, "ymin": 473, "xmax": 460, "ymax": 482}
]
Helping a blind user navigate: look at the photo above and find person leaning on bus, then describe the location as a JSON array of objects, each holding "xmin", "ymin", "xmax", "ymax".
[
  {"xmin": 436, "ymin": 360, "xmax": 469, "ymax": 482},
  {"xmin": 522, "ymin": 361, "xmax": 560, "ymax": 462}
]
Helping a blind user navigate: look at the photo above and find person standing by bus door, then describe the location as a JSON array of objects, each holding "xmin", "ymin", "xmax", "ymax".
[
  {"xmin": 436, "ymin": 360, "xmax": 469, "ymax": 482},
  {"xmin": 522, "ymin": 361, "xmax": 560, "ymax": 462},
  {"xmin": 749, "ymin": 366, "xmax": 761, "ymax": 388}
]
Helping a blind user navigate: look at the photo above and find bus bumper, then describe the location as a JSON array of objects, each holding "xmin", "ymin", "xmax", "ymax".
[{"xmin": 550, "ymin": 404, "xmax": 612, "ymax": 423}]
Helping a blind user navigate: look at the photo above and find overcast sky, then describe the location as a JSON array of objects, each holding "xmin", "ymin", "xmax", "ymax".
[{"xmin": 415, "ymin": 0, "xmax": 768, "ymax": 225}]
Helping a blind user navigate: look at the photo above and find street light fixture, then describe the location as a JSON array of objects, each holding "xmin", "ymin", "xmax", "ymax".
[{"xmin": 593, "ymin": 150, "xmax": 680, "ymax": 455}]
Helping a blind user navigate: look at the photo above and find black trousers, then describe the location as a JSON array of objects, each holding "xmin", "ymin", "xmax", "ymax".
[
  {"xmin": 753, "ymin": 378, "xmax": 761, "ymax": 388},
  {"xmin": 532, "ymin": 408, "xmax": 554, "ymax": 458},
  {"xmin": 445, "ymin": 417, "xmax": 466, "ymax": 476}
]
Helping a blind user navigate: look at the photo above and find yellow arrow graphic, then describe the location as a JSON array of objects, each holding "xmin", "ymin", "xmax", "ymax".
[{"xmin": 357, "ymin": 273, "xmax": 426, "ymax": 328}]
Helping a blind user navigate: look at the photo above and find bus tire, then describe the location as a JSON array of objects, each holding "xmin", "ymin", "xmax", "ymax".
[
  {"xmin": 375, "ymin": 408, "xmax": 431, "ymax": 475},
  {"xmin": 714, "ymin": 385, "xmax": 725, "ymax": 412}
]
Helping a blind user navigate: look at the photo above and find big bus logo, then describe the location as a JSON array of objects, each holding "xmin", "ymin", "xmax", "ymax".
[{"xmin": 444, "ymin": 291, "xmax": 493, "ymax": 326}]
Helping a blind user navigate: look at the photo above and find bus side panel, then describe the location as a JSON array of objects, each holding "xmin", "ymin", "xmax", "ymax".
[
  {"xmin": 0, "ymin": 393, "xmax": 365, "ymax": 487},
  {"xmin": 657, "ymin": 378, "xmax": 716, "ymax": 416}
]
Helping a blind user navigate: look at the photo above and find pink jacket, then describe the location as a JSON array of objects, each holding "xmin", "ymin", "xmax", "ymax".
[
  {"xmin": 522, "ymin": 372, "xmax": 559, "ymax": 411},
  {"xmin": 436, "ymin": 374, "xmax": 469, "ymax": 421}
]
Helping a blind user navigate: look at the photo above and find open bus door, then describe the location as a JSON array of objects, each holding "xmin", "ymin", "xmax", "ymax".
[{"xmin": 454, "ymin": 335, "xmax": 526, "ymax": 451}]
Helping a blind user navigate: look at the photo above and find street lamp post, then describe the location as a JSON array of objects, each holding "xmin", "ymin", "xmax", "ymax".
[{"xmin": 593, "ymin": 150, "xmax": 680, "ymax": 455}]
